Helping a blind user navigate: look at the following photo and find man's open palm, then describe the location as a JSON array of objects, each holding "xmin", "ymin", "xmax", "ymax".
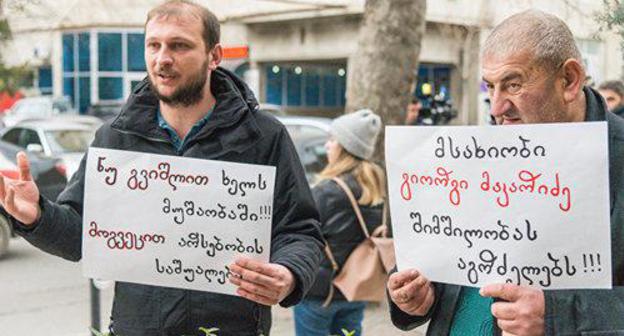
[{"xmin": 0, "ymin": 152, "xmax": 41, "ymax": 225}]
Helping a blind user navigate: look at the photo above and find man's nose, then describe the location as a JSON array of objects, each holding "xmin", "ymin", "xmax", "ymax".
[
  {"xmin": 489, "ymin": 90, "xmax": 512, "ymax": 117},
  {"xmin": 155, "ymin": 47, "xmax": 173, "ymax": 67}
]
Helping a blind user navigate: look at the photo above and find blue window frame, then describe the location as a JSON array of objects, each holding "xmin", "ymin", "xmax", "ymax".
[
  {"xmin": 322, "ymin": 74, "xmax": 337, "ymax": 107},
  {"xmin": 286, "ymin": 68, "xmax": 302, "ymax": 106},
  {"xmin": 38, "ymin": 67, "xmax": 52, "ymax": 95},
  {"xmin": 266, "ymin": 67, "xmax": 283, "ymax": 105},
  {"xmin": 78, "ymin": 33, "xmax": 90, "ymax": 71},
  {"xmin": 98, "ymin": 33, "xmax": 122, "ymax": 71},
  {"xmin": 79, "ymin": 77, "xmax": 91, "ymax": 113},
  {"xmin": 127, "ymin": 33, "xmax": 146, "ymax": 71},
  {"xmin": 63, "ymin": 77, "xmax": 75, "ymax": 102},
  {"xmin": 98, "ymin": 77, "xmax": 123, "ymax": 100},
  {"xmin": 304, "ymin": 72, "xmax": 320, "ymax": 106},
  {"xmin": 62, "ymin": 34, "xmax": 74, "ymax": 72}
]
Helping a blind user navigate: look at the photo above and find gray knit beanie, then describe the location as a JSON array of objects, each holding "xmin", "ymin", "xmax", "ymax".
[{"xmin": 330, "ymin": 109, "xmax": 382, "ymax": 160}]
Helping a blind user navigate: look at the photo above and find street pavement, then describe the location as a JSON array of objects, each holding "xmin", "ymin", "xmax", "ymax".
[{"xmin": 0, "ymin": 238, "xmax": 425, "ymax": 336}]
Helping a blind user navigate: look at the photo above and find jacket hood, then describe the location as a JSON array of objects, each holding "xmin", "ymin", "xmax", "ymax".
[{"xmin": 110, "ymin": 67, "xmax": 260, "ymax": 141}]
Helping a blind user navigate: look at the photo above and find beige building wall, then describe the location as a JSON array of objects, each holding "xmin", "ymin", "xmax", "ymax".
[{"xmin": 1, "ymin": 0, "xmax": 621, "ymax": 122}]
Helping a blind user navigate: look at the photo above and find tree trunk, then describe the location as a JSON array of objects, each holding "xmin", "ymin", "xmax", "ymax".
[{"xmin": 345, "ymin": 0, "xmax": 427, "ymax": 162}]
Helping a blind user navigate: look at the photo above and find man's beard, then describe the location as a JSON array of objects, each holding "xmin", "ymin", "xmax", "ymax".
[{"xmin": 149, "ymin": 62, "xmax": 209, "ymax": 107}]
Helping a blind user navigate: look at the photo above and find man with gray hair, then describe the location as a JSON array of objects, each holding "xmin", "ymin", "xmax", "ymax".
[{"xmin": 387, "ymin": 9, "xmax": 624, "ymax": 335}]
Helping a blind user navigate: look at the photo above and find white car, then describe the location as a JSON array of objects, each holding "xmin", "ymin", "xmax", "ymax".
[
  {"xmin": 277, "ymin": 116, "xmax": 331, "ymax": 183},
  {"xmin": 0, "ymin": 119, "xmax": 95, "ymax": 179},
  {"xmin": 2, "ymin": 96, "xmax": 77, "ymax": 128}
]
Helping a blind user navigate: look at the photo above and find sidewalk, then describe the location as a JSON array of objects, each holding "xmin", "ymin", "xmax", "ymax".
[{"xmin": 270, "ymin": 299, "xmax": 426, "ymax": 336}]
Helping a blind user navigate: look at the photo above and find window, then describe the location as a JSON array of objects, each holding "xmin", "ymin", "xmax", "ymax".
[
  {"xmin": 265, "ymin": 63, "xmax": 346, "ymax": 109},
  {"xmin": 38, "ymin": 67, "xmax": 52, "ymax": 95},
  {"xmin": 78, "ymin": 33, "xmax": 90, "ymax": 72},
  {"xmin": 18, "ymin": 129, "xmax": 42, "ymax": 148},
  {"xmin": 62, "ymin": 30, "xmax": 147, "ymax": 112},
  {"xmin": 127, "ymin": 33, "xmax": 146, "ymax": 71},
  {"xmin": 63, "ymin": 32, "xmax": 90, "ymax": 113},
  {"xmin": 266, "ymin": 66, "xmax": 283, "ymax": 105},
  {"xmin": 98, "ymin": 33, "xmax": 122, "ymax": 71},
  {"xmin": 2, "ymin": 129, "xmax": 21, "ymax": 145},
  {"xmin": 416, "ymin": 63, "xmax": 452, "ymax": 99},
  {"xmin": 62, "ymin": 34, "xmax": 74, "ymax": 72},
  {"xmin": 98, "ymin": 77, "xmax": 123, "ymax": 100},
  {"xmin": 79, "ymin": 77, "xmax": 91, "ymax": 113},
  {"xmin": 45, "ymin": 130, "xmax": 94, "ymax": 154},
  {"xmin": 286, "ymin": 68, "xmax": 302, "ymax": 106}
]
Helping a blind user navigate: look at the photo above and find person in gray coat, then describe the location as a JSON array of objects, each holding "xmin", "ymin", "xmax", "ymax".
[
  {"xmin": 388, "ymin": 10, "xmax": 624, "ymax": 336},
  {"xmin": 0, "ymin": 1, "xmax": 323, "ymax": 335}
]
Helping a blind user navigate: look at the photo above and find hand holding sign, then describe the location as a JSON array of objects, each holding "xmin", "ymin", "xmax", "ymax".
[
  {"xmin": 387, "ymin": 269, "xmax": 435, "ymax": 316},
  {"xmin": 480, "ymin": 283, "xmax": 545, "ymax": 336},
  {"xmin": 228, "ymin": 257, "xmax": 295, "ymax": 306},
  {"xmin": 0, "ymin": 152, "xmax": 41, "ymax": 225}
]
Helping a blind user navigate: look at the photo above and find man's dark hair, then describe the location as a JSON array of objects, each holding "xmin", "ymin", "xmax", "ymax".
[
  {"xmin": 146, "ymin": 0, "xmax": 220, "ymax": 50},
  {"xmin": 599, "ymin": 80, "xmax": 624, "ymax": 98}
]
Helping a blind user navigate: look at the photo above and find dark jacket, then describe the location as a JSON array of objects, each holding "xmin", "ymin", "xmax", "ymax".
[
  {"xmin": 11, "ymin": 68, "xmax": 324, "ymax": 336},
  {"xmin": 306, "ymin": 173, "xmax": 383, "ymax": 301},
  {"xmin": 390, "ymin": 87, "xmax": 624, "ymax": 335},
  {"xmin": 612, "ymin": 105, "xmax": 624, "ymax": 119}
]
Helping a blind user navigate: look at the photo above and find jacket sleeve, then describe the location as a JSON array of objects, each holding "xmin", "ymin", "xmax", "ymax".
[
  {"xmin": 10, "ymin": 151, "xmax": 89, "ymax": 262},
  {"xmin": 268, "ymin": 127, "xmax": 324, "ymax": 307},
  {"xmin": 544, "ymin": 288, "xmax": 624, "ymax": 334}
]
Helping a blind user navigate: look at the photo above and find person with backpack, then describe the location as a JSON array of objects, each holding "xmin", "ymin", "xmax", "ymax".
[{"xmin": 294, "ymin": 109, "xmax": 387, "ymax": 336}]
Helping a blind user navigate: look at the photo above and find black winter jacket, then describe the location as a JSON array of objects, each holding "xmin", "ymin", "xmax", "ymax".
[
  {"xmin": 306, "ymin": 173, "xmax": 384, "ymax": 301},
  {"xmin": 11, "ymin": 68, "xmax": 323, "ymax": 336}
]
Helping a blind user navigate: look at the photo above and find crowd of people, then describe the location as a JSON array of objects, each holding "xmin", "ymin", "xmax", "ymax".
[{"xmin": 1, "ymin": 1, "xmax": 623, "ymax": 335}]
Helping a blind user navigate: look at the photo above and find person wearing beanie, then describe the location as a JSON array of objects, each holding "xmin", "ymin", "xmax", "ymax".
[{"xmin": 294, "ymin": 109, "xmax": 387, "ymax": 336}]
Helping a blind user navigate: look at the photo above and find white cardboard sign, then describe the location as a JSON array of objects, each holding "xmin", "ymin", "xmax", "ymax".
[
  {"xmin": 385, "ymin": 122, "xmax": 611, "ymax": 289},
  {"xmin": 82, "ymin": 148, "xmax": 276, "ymax": 295}
]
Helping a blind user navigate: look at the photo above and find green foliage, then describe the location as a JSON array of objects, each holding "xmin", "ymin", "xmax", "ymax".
[
  {"xmin": 597, "ymin": 0, "xmax": 624, "ymax": 50},
  {"xmin": 0, "ymin": 2, "xmax": 33, "ymax": 95}
]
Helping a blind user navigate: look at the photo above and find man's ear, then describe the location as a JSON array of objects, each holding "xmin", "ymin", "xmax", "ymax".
[
  {"xmin": 208, "ymin": 44, "xmax": 223, "ymax": 71},
  {"xmin": 561, "ymin": 59, "xmax": 585, "ymax": 104}
]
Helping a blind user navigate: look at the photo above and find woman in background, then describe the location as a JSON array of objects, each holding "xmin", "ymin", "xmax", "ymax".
[{"xmin": 294, "ymin": 109, "xmax": 386, "ymax": 336}]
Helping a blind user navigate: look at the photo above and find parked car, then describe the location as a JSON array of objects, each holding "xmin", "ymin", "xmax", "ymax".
[
  {"xmin": 277, "ymin": 116, "xmax": 330, "ymax": 183},
  {"xmin": 259, "ymin": 103, "xmax": 287, "ymax": 116},
  {"xmin": 0, "ymin": 120, "xmax": 95, "ymax": 179},
  {"xmin": 0, "ymin": 140, "xmax": 68, "ymax": 258},
  {"xmin": 86, "ymin": 101, "xmax": 124, "ymax": 122},
  {"xmin": 1, "ymin": 96, "xmax": 77, "ymax": 128}
]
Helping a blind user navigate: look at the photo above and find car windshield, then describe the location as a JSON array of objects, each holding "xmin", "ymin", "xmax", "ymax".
[
  {"xmin": 52, "ymin": 99, "xmax": 74, "ymax": 114},
  {"xmin": 283, "ymin": 123, "xmax": 328, "ymax": 183},
  {"xmin": 44, "ymin": 129, "xmax": 94, "ymax": 154}
]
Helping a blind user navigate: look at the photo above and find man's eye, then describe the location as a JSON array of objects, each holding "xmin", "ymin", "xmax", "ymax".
[{"xmin": 507, "ymin": 83, "xmax": 522, "ymax": 92}]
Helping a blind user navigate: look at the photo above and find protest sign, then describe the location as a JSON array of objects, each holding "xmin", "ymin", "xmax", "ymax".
[
  {"xmin": 82, "ymin": 147, "xmax": 275, "ymax": 295},
  {"xmin": 385, "ymin": 122, "xmax": 611, "ymax": 289}
]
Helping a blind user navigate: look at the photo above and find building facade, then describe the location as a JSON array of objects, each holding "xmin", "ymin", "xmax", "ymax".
[{"xmin": 2, "ymin": 0, "xmax": 621, "ymax": 124}]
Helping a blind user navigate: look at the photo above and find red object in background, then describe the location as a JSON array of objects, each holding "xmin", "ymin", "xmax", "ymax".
[
  {"xmin": 223, "ymin": 46, "xmax": 249, "ymax": 59},
  {"xmin": 0, "ymin": 91, "xmax": 24, "ymax": 114}
]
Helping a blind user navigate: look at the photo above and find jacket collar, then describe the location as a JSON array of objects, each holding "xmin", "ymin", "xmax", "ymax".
[
  {"xmin": 584, "ymin": 86, "xmax": 619, "ymax": 212},
  {"xmin": 110, "ymin": 67, "xmax": 262, "ymax": 153}
]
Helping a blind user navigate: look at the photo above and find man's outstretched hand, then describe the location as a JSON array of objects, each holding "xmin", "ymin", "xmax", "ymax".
[{"xmin": 0, "ymin": 152, "xmax": 41, "ymax": 225}]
